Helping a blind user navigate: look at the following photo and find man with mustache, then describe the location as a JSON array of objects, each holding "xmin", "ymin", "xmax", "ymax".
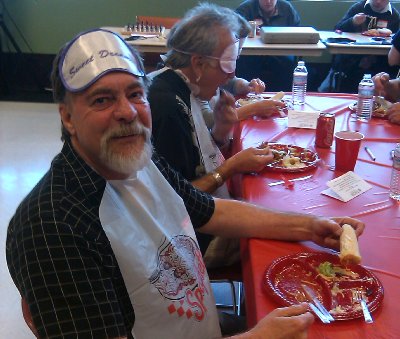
[{"xmin": 6, "ymin": 28, "xmax": 364, "ymax": 338}]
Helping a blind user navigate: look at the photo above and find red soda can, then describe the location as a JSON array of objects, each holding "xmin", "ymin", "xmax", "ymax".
[{"xmin": 315, "ymin": 112, "xmax": 335, "ymax": 148}]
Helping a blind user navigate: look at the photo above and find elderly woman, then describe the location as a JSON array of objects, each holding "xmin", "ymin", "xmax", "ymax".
[
  {"xmin": 149, "ymin": 3, "xmax": 282, "ymax": 198},
  {"xmin": 148, "ymin": 3, "xmax": 284, "ymax": 267}
]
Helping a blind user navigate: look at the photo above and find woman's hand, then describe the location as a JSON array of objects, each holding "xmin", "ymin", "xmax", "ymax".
[
  {"xmin": 234, "ymin": 78, "xmax": 265, "ymax": 95},
  {"xmin": 237, "ymin": 99, "xmax": 286, "ymax": 120},
  {"xmin": 248, "ymin": 78, "xmax": 266, "ymax": 94},
  {"xmin": 221, "ymin": 145, "xmax": 274, "ymax": 177},
  {"xmin": 211, "ymin": 90, "xmax": 238, "ymax": 144}
]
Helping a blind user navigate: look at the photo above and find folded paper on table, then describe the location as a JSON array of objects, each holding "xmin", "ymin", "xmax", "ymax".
[
  {"xmin": 288, "ymin": 110, "xmax": 320, "ymax": 129},
  {"xmin": 321, "ymin": 171, "xmax": 372, "ymax": 202}
]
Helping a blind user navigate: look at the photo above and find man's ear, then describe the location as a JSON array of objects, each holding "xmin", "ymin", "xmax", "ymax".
[{"xmin": 59, "ymin": 103, "xmax": 76, "ymax": 136}]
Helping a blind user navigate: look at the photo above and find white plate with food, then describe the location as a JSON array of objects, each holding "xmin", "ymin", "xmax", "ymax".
[
  {"xmin": 264, "ymin": 144, "xmax": 319, "ymax": 172},
  {"xmin": 235, "ymin": 91, "xmax": 286, "ymax": 107},
  {"xmin": 349, "ymin": 97, "xmax": 392, "ymax": 118}
]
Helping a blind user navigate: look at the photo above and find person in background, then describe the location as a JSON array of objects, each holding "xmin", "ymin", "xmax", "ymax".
[
  {"xmin": 372, "ymin": 72, "xmax": 400, "ymax": 124},
  {"xmin": 235, "ymin": 0, "xmax": 301, "ymax": 91},
  {"xmin": 236, "ymin": 0, "xmax": 300, "ymax": 27},
  {"xmin": 319, "ymin": 0, "xmax": 400, "ymax": 93},
  {"xmin": 388, "ymin": 29, "xmax": 400, "ymax": 65},
  {"xmin": 148, "ymin": 3, "xmax": 285, "ymax": 265},
  {"xmin": 6, "ymin": 27, "xmax": 365, "ymax": 339}
]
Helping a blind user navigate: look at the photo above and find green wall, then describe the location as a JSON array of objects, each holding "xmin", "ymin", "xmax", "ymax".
[{"xmin": 2, "ymin": 1, "xmax": 399, "ymax": 55}]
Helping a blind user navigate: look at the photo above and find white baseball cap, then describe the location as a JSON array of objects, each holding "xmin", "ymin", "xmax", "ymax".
[{"xmin": 59, "ymin": 28, "xmax": 145, "ymax": 92}]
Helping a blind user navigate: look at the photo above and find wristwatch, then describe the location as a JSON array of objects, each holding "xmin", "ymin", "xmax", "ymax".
[{"xmin": 211, "ymin": 170, "xmax": 224, "ymax": 187}]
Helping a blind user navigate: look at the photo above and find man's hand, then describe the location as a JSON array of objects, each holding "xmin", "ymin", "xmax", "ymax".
[
  {"xmin": 373, "ymin": 72, "xmax": 400, "ymax": 102},
  {"xmin": 387, "ymin": 102, "xmax": 400, "ymax": 125},
  {"xmin": 353, "ymin": 13, "xmax": 367, "ymax": 26},
  {"xmin": 372, "ymin": 72, "xmax": 390, "ymax": 97},
  {"xmin": 310, "ymin": 216, "xmax": 365, "ymax": 250},
  {"xmin": 236, "ymin": 303, "xmax": 314, "ymax": 339}
]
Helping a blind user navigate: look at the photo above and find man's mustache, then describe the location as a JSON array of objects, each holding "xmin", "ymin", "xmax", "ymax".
[{"xmin": 106, "ymin": 121, "xmax": 151, "ymax": 140}]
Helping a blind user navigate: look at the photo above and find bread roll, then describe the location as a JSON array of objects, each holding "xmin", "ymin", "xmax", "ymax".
[{"xmin": 339, "ymin": 224, "xmax": 361, "ymax": 265}]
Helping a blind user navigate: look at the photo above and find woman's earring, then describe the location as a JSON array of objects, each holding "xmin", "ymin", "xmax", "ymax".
[{"xmin": 196, "ymin": 73, "xmax": 202, "ymax": 83}]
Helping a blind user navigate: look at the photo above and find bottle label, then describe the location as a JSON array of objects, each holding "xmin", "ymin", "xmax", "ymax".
[
  {"xmin": 358, "ymin": 87, "xmax": 374, "ymax": 97},
  {"xmin": 394, "ymin": 156, "xmax": 400, "ymax": 169},
  {"xmin": 293, "ymin": 75, "xmax": 307, "ymax": 85}
]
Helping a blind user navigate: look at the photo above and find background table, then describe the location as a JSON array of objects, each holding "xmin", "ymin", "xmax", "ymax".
[
  {"xmin": 238, "ymin": 36, "xmax": 325, "ymax": 57},
  {"xmin": 231, "ymin": 93, "xmax": 400, "ymax": 339},
  {"xmin": 104, "ymin": 26, "xmax": 326, "ymax": 57},
  {"xmin": 319, "ymin": 31, "xmax": 392, "ymax": 56}
]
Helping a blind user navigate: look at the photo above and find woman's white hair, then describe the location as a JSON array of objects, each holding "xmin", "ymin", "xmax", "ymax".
[{"xmin": 164, "ymin": 2, "xmax": 241, "ymax": 69}]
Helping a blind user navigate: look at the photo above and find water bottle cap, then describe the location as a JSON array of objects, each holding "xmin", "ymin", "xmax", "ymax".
[
  {"xmin": 298, "ymin": 61, "xmax": 305, "ymax": 66},
  {"xmin": 364, "ymin": 74, "xmax": 372, "ymax": 79}
]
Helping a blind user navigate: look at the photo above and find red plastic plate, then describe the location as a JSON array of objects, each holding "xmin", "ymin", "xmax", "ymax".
[
  {"xmin": 265, "ymin": 144, "xmax": 319, "ymax": 172},
  {"xmin": 263, "ymin": 252, "xmax": 384, "ymax": 321}
]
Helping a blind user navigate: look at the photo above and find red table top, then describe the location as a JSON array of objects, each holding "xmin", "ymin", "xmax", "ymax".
[{"xmin": 233, "ymin": 93, "xmax": 400, "ymax": 338}]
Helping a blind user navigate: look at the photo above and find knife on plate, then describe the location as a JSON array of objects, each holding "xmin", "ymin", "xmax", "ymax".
[
  {"xmin": 308, "ymin": 303, "xmax": 330, "ymax": 324},
  {"xmin": 268, "ymin": 175, "xmax": 312, "ymax": 187},
  {"xmin": 302, "ymin": 284, "xmax": 335, "ymax": 322}
]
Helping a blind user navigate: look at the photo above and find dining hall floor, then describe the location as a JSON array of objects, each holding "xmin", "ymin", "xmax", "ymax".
[
  {"xmin": 0, "ymin": 100, "xmax": 241, "ymax": 338},
  {"xmin": 0, "ymin": 101, "xmax": 62, "ymax": 338}
]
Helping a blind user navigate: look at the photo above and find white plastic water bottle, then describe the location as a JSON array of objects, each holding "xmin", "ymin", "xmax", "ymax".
[
  {"xmin": 389, "ymin": 143, "xmax": 400, "ymax": 201},
  {"xmin": 356, "ymin": 74, "xmax": 374, "ymax": 121},
  {"xmin": 292, "ymin": 60, "xmax": 308, "ymax": 105}
]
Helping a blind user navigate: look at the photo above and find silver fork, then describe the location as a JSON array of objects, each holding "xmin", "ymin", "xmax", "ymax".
[{"xmin": 355, "ymin": 289, "xmax": 373, "ymax": 323}]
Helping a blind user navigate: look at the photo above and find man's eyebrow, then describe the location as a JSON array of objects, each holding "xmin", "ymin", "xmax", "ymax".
[
  {"xmin": 86, "ymin": 81, "xmax": 144, "ymax": 99},
  {"xmin": 126, "ymin": 81, "xmax": 145, "ymax": 92},
  {"xmin": 86, "ymin": 87, "xmax": 113, "ymax": 99}
]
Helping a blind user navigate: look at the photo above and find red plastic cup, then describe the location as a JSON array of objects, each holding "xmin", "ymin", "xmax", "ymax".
[{"xmin": 334, "ymin": 131, "xmax": 364, "ymax": 172}]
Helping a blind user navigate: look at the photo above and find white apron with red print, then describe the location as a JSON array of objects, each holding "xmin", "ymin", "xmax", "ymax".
[
  {"xmin": 99, "ymin": 161, "xmax": 221, "ymax": 339},
  {"xmin": 190, "ymin": 94, "xmax": 230, "ymax": 199}
]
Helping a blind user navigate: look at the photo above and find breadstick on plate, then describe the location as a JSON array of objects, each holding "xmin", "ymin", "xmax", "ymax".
[
  {"xmin": 270, "ymin": 91, "xmax": 285, "ymax": 101},
  {"xmin": 339, "ymin": 224, "xmax": 362, "ymax": 265}
]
